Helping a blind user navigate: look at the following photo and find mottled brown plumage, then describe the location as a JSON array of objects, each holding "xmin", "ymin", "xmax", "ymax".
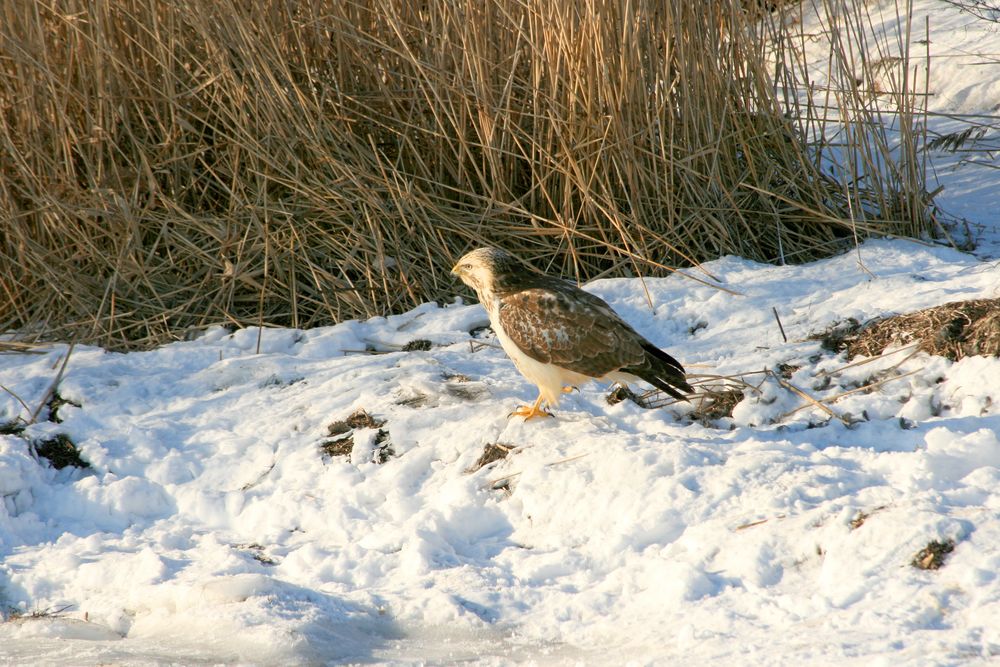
[{"xmin": 451, "ymin": 247, "xmax": 692, "ymax": 419}]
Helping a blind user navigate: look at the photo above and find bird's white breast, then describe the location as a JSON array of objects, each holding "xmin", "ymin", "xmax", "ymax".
[{"xmin": 487, "ymin": 295, "xmax": 589, "ymax": 406}]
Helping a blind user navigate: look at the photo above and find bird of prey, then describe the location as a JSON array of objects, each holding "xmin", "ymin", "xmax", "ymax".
[{"xmin": 451, "ymin": 247, "xmax": 692, "ymax": 419}]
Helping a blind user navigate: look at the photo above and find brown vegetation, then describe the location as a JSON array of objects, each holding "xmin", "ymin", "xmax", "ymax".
[
  {"xmin": 34, "ymin": 433, "xmax": 90, "ymax": 470},
  {"xmin": 1, "ymin": 0, "xmax": 935, "ymax": 348},
  {"xmin": 911, "ymin": 539, "xmax": 955, "ymax": 570},
  {"xmin": 846, "ymin": 299, "xmax": 1000, "ymax": 361},
  {"xmin": 468, "ymin": 442, "xmax": 516, "ymax": 473},
  {"xmin": 322, "ymin": 408, "xmax": 392, "ymax": 462}
]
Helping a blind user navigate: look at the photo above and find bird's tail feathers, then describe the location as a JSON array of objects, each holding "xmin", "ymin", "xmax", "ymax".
[{"xmin": 628, "ymin": 343, "xmax": 693, "ymax": 401}]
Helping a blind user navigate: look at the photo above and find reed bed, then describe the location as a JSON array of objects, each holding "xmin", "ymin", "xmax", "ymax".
[{"xmin": 1, "ymin": 0, "xmax": 934, "ymax": 348}]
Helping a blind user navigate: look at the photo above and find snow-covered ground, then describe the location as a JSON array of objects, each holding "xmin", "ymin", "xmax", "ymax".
[
  {"xmin": 3, "ymin": 1, "xmax": 1000, "ymax": 665},
  {"xmin": 4, "ymin": 238, "xmax": 999, "ymax": 667}
]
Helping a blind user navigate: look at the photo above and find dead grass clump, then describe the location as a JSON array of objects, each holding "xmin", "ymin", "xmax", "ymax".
[
  {"xmin": 0, "ymin": 0, "xmax": 936, "ymax": 349},
  {"xmin": 810, "ymin": 318, "xmax": 864, "ymax": 353},
  {"xmin": 328, "ymin": 409, "xmax": 385, "ymax": 434},
  {"xmin": 847, "ymin": 299, "xmax": 1000, "ymax": 361},
  {"xmin": 321, "ymin": 408, "xmax": 389, "ymax": 460},
  {"xmin": 911, "ymin": 539, "xmax": 955, "ymax": 570},
  {"xmin": 609, "ymin": 372, "xmax": 759, "ymax": 417},
  {"xmin": 34, "ymin": 434, "xmax": 90, "ymax": 469},
  {"xmin": 776, "ymin": 363, "xmax": 799, "ymax": 379},
  {"xmin": 0, "ymin": 420, "xmax": 25, "ymax": 436},
  {"xmin": 444, "ymin": 384, "xmax": 488, "ymax": 402},
  {"xmin": 371, "ymin": 430, "xmax": 394, "ymax": 464},
  {"xmin": 690, "ymin": 388, "xmax": 745, "ymax": 423},
  {"xmin": 319, "ymin": 438, "xmax": 353, "ymax": 459},
  {"xmin": 849, "ymin": 505, "xmax": 887, "ymax": 530},
  {"xmin": 45, "ymin": 391, "xmax": 80, "ymax": 424},
  {"xmin": 606, "ymin": 385, "xmax": 639, "ymax": 406},
  {"xmin": 467, "ymin": 442, "xmax": 516, "ymax": 473},
  {"xmin": 394, "ymin": 392, "xmax": 432, "ymax": 409},
  {"xmin": 3, "ymin": 605, "xmax": 73, "ymax": 622},
  {"xmin": 609, "ymin": 385, "xmax": 697, "ymax": 410},
  {"xmin": 232, "ymin": 543, "xmax": 278, "ymax": 566}
]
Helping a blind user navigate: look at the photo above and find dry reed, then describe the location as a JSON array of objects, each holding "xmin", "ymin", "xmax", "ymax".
[{"xmin": 1, "ymin": 0, "xmax": 936, "ymax": 348}]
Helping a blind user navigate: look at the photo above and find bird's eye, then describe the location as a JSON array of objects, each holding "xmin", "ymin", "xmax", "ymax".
[{"xmin": 463, "ymin": 263, "xmax": 473, "ymax": 270}]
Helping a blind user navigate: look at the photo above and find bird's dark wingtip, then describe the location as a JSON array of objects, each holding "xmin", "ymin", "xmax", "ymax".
[
  {"xmin": 634, "ymin": 342, "xmax": 693, "ymax": 401},
  {"xmin": 656, "ymin": 378, "xmax": 693, "ymax": 402}
]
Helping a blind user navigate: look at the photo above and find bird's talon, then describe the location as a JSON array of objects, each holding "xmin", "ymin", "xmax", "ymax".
[{"xmin": 509, "ymin": 405, "xmax": 553, "ymax": 420}]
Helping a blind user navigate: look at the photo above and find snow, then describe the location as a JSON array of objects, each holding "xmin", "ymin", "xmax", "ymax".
[
  {"xmin": 2, "ymin": 237, "xmax": 999, "ymax": 665},
  {"xmin": 3, "ymin": 2, "xmax": 1000, "ymax": 666}
]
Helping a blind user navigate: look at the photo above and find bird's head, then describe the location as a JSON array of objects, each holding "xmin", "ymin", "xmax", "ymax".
[{"xmin": 450, "ymin": 247, "xmax": 513, "ymax": 295}]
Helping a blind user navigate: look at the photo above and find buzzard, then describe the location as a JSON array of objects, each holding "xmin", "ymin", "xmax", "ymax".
[{"xmin": 451, "ymin": 247, "xmax": 692, "ymax": 419}]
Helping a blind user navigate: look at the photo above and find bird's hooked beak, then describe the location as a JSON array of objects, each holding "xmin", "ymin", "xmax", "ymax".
[{"xmin": 450, "ymin": 262, "xmax": 463, "ymax": 278}]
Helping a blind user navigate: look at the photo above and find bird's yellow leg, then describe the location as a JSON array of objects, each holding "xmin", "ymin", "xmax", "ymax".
[
  {"xmin": 562, "ymin": 386, "xmax": 578, "ymax": 394},
  {"xmin": 510, "ymin": 393, "xmax": 553, "ymax": 420}
]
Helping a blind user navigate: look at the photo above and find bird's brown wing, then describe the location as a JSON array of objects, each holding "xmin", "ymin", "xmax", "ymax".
[{"xmin": 496, "ymin": 284, "xmax": 646, "ymax": 378}]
